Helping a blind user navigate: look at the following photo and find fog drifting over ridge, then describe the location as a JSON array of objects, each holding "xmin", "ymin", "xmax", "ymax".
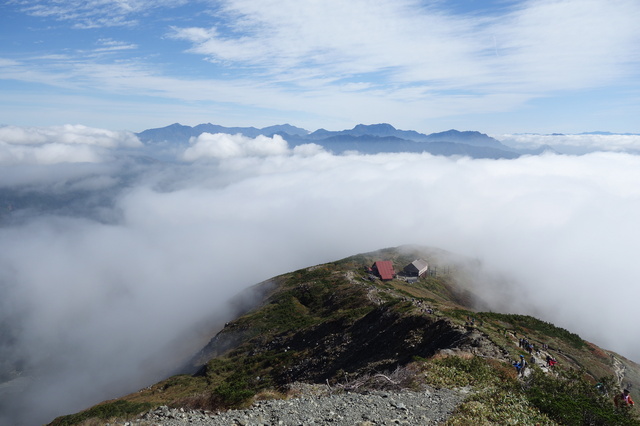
[
  {"xmin": 2, "ymin": 126, "xmax": 640, "ymax": 424},
  {"xmin": 495, "ymin": 132, "xmax": 640, "ymax": 154}
]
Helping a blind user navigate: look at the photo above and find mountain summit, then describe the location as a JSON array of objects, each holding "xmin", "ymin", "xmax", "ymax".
[{"xmin": 51, "ymin": 246, "xmax": 640, "ymax": 425}]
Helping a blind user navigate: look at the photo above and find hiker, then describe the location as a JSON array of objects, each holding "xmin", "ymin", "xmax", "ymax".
[
  {"xmin": 518, "ymin": 354, "xmax": 527, "ymax": 376},
  {"xmin": 513, "ymin": 361, "xmax": 522, "ymax": 374},
  {"xmin": 614, "ymin": 389, "xmax": 635, "ymax": 408}
]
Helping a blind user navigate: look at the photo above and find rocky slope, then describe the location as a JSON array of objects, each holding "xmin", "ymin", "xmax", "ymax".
[{"xmin": 134, "ymin": 385, "xmax": 467, "ymax": 425}]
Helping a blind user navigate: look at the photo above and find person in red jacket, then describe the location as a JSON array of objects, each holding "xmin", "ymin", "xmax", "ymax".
[{"xmin": 614, "ymin": 389, "xmax": 635, "ymax": 408}]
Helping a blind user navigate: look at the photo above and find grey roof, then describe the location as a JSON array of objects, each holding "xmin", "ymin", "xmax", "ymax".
[{"xmin": 410, "ymin": 259, "xmax": 429, "ymax": 273}]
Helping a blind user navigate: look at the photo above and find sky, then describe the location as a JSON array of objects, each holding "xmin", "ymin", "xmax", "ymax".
[{"xmin": 2, "ymin": 0, "xmax": 640, "ymax": 134}]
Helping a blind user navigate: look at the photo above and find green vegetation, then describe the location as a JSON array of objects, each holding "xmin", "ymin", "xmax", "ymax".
[
  {"xmin": 416, "ymin": 355, "xmax": 555, "ymax": 424},
  {"xmin": 212, "ymin": 370, "xmax": 256, "ymax": 407},
  {"xmin": 479, "ymin": 312, "xmax": 585, "ymax": 349},
  {"xmin": 234, "ymin": 266, "xmax": 375, "ymax": 338},
  {"xmin": 418, "ymin": 355, "xmax": 514, "ymax": 390},
  {"xmin": 50, "ymin": 401, "xmax": 154, "ymax": 426},
  {"xmin": 415, "ymin": 355, "xmax": 639, "ymax": 425},
  {"xmin": 525, "ymin": 369, "xmax": 638, "ymax": 425},
  {"xmin": 51, "ymin": 246, "xmax": 640, "ymax": 425},
  {"xmin": 447, "ymin": 387, "xmax": 556, "ymax": 425},
  {"xmin": 201, "ymin": 348, "xmax": 297, "ymax": 409}
]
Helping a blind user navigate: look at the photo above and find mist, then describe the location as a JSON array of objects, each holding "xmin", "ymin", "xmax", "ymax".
[
  {"xmin": 2, "ymin": 127, "xmax": 640, "ymax": 424},
  {"xmin": 496, "ymin": 132, "xmax": 640, "ymax": 155}
]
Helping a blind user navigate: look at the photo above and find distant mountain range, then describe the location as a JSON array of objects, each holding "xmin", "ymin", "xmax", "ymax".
[{"xmin": 137, "ymin": 123, "xmax": 545, "ymax": 159}]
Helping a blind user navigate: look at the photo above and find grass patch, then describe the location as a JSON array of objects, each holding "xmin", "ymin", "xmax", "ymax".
[
  {"xmin": 524, "ymin": 369, "xmax": 639, "ymax": 425},
  {"xmin": 212, "ymin": 370, "xmax": 256, "ymax": 407},
  {"xmin": 50, "ymin": 401, "xmax": 154, "ymax": 426},
  {"xmin": 478, "ymin": 312, "xmax": 585, "ymax": 349},
  {"xmin": 446, "ymin": 387, "xmax": 557, "ymax": 425},
  {"xmin": 418, "ymin": 355, "xmax": 515, "ymax": 389},
  {"xmin": 416, "ymin": 355, "xmax": 639, "ymax": 426}
]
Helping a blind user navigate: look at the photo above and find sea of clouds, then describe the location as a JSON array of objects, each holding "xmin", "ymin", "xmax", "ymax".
[
  {"xmin": 496, "ymin": 132, "xmax": 640, "ymax": 155},
  {"xmin": 2, "ymin": 125, "xmax": 640, "ymax": 424}
]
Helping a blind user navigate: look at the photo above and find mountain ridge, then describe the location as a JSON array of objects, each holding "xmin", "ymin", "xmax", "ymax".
[
  {"xmin": 50, "ymin": 245, "xmax": 640, "ymax": 425},
  {"xmin": 136, "ymin": 123, "xmax": 519, "ymax": 159}
]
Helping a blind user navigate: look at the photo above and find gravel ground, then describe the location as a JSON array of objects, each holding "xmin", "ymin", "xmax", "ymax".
[{"xmin": 119, "ymin": 385, "xmax": 469, "ymax": 426}]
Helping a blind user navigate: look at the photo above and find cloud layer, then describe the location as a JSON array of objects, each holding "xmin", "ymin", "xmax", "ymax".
[
  {"xmin": 498, "ymin": 132, "xmax": 640, "ymax": 154},
  {"xmin": 184, "ymin": 132, "xmax": 293, "ymax": 160},
  {"xmin": 0, "ymin": 125, "xmax": 141, "ymax": 165},
  {"xmin": 2, "ymin": 127, "xmax": 640, "ymax": 424}
]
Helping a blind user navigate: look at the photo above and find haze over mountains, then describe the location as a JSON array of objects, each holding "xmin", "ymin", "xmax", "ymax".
[
  {"xmin": 137, "ymin": 122, "xmax": 640, "ymax": 159},
  {"xmin": 137, "ymin": 123, "xmax": 533, "ymax": 159}
]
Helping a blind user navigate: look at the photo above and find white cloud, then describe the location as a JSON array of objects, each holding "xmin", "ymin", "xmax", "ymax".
[
  {"xmin": 493, "ymin": 0, "xmax": 640, "ymax": 90},
  {"xmin": 0, "ymin": 124, "xmax": 141, "ymax": 147},
  {"xmin": 0, "ymin": 58, "xmax": 20, "ymax": 67},
  {"xmin": 3, "ymin": 135, "xmax": 640, "ymax": 423},
  {"xmin": 14, "ymin": 0, "xmax": 190, "ymax": 28},
  {"xmin": 292, "ymin": 142, "xmax": 326, "ymax": 156},
  {"xmin": 496, "ymin": 133, "xmax": 640, "ymax": 153},
  {"xmin": 170, "ymin": 0, "xmax": 488, "ymax": 82},
  {"xmin": 5, "ymin": 1, "xmax": 640, "ymax": 131},
  {"xmin": 0, "ymin": 125, "xmax": 141, "ymax": 165},
  {"xmin": 171, "ymin": 0, "xmax": 640, "ymax": 94},
  {"xmin": 94, "ymin": 38, "xmax": 138, "ymax": 52},
  {"xmin": 182, "ymin": 132, "xmax": 291, "ymax": 160},
  {"xmin": 0, "ymin": 141, "xmax": 104, "ymax": 164}
]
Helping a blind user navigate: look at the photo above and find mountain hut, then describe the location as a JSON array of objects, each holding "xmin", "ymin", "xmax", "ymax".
[
  {"xmin": 403, "ymin": 259, "xmax": 429, "ymax": 278},
  {"xmin": 372, "ymin": 260, "xmax": 395, "ymax": 281}
]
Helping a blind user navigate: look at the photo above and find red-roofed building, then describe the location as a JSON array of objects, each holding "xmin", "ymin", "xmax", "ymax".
[{"xmin": 372, "ymin": 261, "xmax": 395, "ymax": 281}]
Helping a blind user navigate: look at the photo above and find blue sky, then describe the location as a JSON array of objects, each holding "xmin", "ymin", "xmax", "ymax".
[{"xmin": 1, "ymin": 0, "xmax": 640, "ymax": 133}]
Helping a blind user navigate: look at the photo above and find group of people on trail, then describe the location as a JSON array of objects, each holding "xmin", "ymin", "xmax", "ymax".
[
  {"xmin": 465, "ymin": 315, "xmax": 481, "ymax": 327},
  {"xmin": 512, "ymin": 334, "xmax": 564, "ymax": 378},
  {"xmin": 512, "ymin": 335, "xmax": 637, "ymax": 413},
  {"xmin": 519, "ymin": 337, "xmax": 541, "ymax": 356}
]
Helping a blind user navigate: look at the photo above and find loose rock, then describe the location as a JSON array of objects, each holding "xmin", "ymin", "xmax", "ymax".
[{"xmin": 126, "ymin": 385, "xmax": 466, "ymax": 425}]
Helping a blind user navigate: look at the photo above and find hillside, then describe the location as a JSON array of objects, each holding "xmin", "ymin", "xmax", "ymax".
[{"xmin": 50, "ymin": 246, "xmax": 640, "ymax": 425}]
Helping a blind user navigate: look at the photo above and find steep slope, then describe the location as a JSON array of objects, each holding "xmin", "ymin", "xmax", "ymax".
[{"xmin": 50, "ymin": 246, "xmax": 640, "ymax": 425}]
